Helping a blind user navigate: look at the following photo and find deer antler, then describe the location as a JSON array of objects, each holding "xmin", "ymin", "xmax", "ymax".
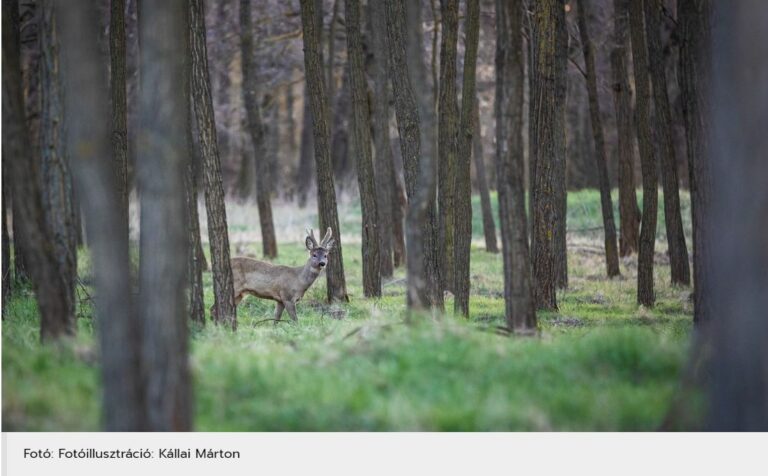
[
  {"xmin": 320, "ymin": 227, "xmax": 335, "ymax": 250},
  {"xmin": 305, "ymin": 228, "xmax": 318, "ymax": 248}
]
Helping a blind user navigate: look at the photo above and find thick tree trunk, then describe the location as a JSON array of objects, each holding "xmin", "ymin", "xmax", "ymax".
[
  {"xmin": 453, "ymin": 0, "xmax": 480, "ymax": 317},
  {"xmin": 473, "ymin": 101, "xmax": 499, "ymax": 254},
  {"xmin": 137, "ymin": 0, "xmax": 191, "ymax": 431},
  {"xmin": 299, "ymin": 0, "xmax": 349, "ymax": 303},
  {"xmin": 110, "ymin": 0, "xmax": 129, "ymax": 227},
  {"xmin": 240, "ymin": 0, "xmax": 278, "ymax": 259},
  {"xmin": 369, "ymin": 0, "xmax": 395, "ymax": 278},
  {"xmin": 576, "ymin": 0, "xmax": 620, "ymax": 278},
  {"xmin": 706, "ymin": 0, "xmax": 768, "ymax": 430},
  {"xmin": 678, "ymin": 0, "xmax": 712, "ymax": 326},
  {"xmin": 189, "ymin": 0, "xmax": 237, "ymax": 327},
  {"xmin": 531, "ymin": 0, "xmax": 564, "ymax": 311},
  {"xmin": 3, "ymin": 0, "xmax": 74, "ymax": 342},
  {"xmin": 643, "ymin": 0, "xmax": 690, "ymax": 287},
  {"xmin": 628, "ymin": 0, "xmax": 658, "ymax": 307},
  {"xmin": 437, "ymin": 0, "xmax": 459, "ymax": 292},
  {"xmin": 346, "ymin": 0, "xmax": 381, "ymax": 297},
  {"xmin": 57, "ymin": 0, "xmax": 144, "ymax": 429},
  {"xmin": 610, "ymin": 0, "xmax": 641, "ymax": 257},
  {"xmin": 496, "ymin": 0, "xmax": 537, "ymax": 334}
]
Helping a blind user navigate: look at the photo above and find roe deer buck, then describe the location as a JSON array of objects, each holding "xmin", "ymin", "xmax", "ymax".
[{"xmin": 219, "ymin": 228, "xmax": 335, "ymax": 323}]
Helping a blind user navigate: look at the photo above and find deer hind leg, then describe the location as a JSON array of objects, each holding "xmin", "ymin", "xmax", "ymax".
[
  {"xmin": 284, "ymin": 300, "xmax": 298, "ymax": 322},
  {"xmin": 274, "ymin": 301, "xmax": 285, "ymax": 325}
]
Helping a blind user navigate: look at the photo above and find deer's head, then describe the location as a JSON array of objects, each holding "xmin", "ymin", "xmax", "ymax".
[{"xmin": 305, "ymin": 227, "xmax": 335, "ymax": 271}]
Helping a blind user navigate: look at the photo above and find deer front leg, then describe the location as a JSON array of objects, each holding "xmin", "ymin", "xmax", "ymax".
[
  {"xmin": 273, "ymin": 301, "xmax": 285, "ymax": 325},
  {"xmin": 284, "ymin": 300, "xmax": 299, "ymax": 322}
]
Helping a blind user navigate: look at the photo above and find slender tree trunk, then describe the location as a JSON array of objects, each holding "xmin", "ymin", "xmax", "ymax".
[
  {"xmin": 643, "ymin": 0, "xmax": 690, "ymax": 286},
  {"xmin": 679, "ymin": 0, "xmax": 712, "ymax": 326},
  {"xmin": 369, "ymin": 0, "xmax": 395, "ymax": 278},
  {"xmin": 12, "ymin": 198, "xmax": 30, "ymax": 283},
  {"xmin": 531, "ymin": 0, "xmax": 564, "ymax": 311},
  {"xmin": 496, "ymin": 0, "xmax": 537, "ymax": 334},
  {"xmin": 453, "ymin": 0, "xmax": 480, "ymax": 317},
  {"xmin": 437, "ymin": 0, "xmax": 459, "ymax": 292},
  {"xmin": 628, "ymin": 0, "xmax": 658, "ymax": 307},
  {"xmin": 299, "ymin": 0, "xmax": 349, "ymax": 303},
  {"xmin": 296, "ymin": 85, "xmax": 315, "ymax": 208},
  {"xmin": 57, "ymin": 0, "xmax": 144, "ymax": 429},
  {"xmin": 3, "ymin": 0, "xmax": 74, "ymax": 342},
  {"xmin": 706, "ymin": 0, "xmax": 768, "ymax": 430},
  {"xmin": 473, "ymin": 100, "xmax": 498, "ymax": 254},
  {"xmin": 240, "ymin": 0, "xmax": 278, "ymax": 259},
  {"xmin": 330, "ymin": 67, "xmax": 352, "ymax": 188},
  {"xmin": 576, "ymin": 0, "xmax": 620, "ymax": 278},
  {"xmin": 553, "ymin": 2, "xmax": 568, "ymax": 290},
  {"xmin": 327, "ymin": 0, "xmax": 339, "ymax": 102},
  {"xmin": 110, "ymin": 0, "xmax": 129, "ymax": 227},
  {"xmin": 2, "ymin": 184, "xmax": 10, "ymax": 301},
  {"xmin": 610, "ymin": 0, "xmax": 641, "ymax": 256},
  {"xmin": 430, "ymin": 0, "xmax": 440, "ymax": 111},
  {"xmin": 189, "ymin": 0, "xmax": 236, "ymax": 327},
  {"xmin": 392, "ymin": 149, "xmax": 407, "ymax": 268},
  {"xmin": 137, "ymin": 0, "xmax": 191, "ymax": 431}
]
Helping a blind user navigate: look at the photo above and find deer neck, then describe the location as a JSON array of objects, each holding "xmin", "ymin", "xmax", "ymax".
[{"xmin": 299, "ymin": 260, "xmax": 322, "ymax": 290}]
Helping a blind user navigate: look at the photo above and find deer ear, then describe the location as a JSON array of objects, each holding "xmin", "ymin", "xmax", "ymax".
[
  {"xmin": 305, "ymin": 236, "xmax": 315, "ymax": 251},
  {"xmin": 324, "ymin": 238, "xmax": 335, "ymax": 251}
]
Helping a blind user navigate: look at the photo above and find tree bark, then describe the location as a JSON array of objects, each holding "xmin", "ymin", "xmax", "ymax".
[
  {"xmin": 137, "ymin": 0, "xmax": 192, "ymax": 430},
  {"xmin": 531, "ymin": 0, "xmax": 565, "ymax": 311},
  {"xmin": 346, "ymin": 0, "xmax": 381, "ymax": 297},
  {"xmin": 496, "ymin": 0, "xmax": 537, "ymax": 334},
  {"xmin": 453, "ymin": 0, "xmax": 481, "ymax": 317},
  {"xmin": 189, "ymin": 0, "xmax": 237, "ymax": 327},
  {"xmin": 643, "ymin": 0, "xmax": 690, "ymax": 286},
  {"xmin": 240, "ymin": 0, "xmax": 278, "ymax": 259},
  {"xmin": 110, "ymin": 0, "xmax": 129, "ymax": 227},
  {"xmin": 2, "ymin": 184, "xmax": 10, "ymax": 301},
  {"xmin": 678, "ymin": 0, "xmax": 712, "ymax": 325},
  {"xmin": 576, "ymin": 0, "xmax": 620, "ymax": 278},
  {"xmin": 299, "ymin": 0, "xmax": 349, "ymax": 303},
  {"xmin": 330, "ymin": 67, "xmax": 352, "ymax": 188},
  {"xmin": 296, "ymin": 85, "xmax": 315, "ymax": 208},
  {"xmin": 610, "ymin": 0, "xmax": 641, "ymax": 257},
  {"xmin": 628, "ymin": 0, "xmax": 658, "ymax": 307},
  {"xmin": 57, "ymin": 0, "xmax": 144, "ymax": 429},
  {"xmin": 437, "ymin": 0, "xmax": 459, "ymax": 292},
  {"xmin": 3, "ymin": 0, "xmax": 74, "ymax": 342},
  {"xmin": 553, "ymin": 1, "xmax": 568, "ymax": 290},
  {"xmin": 473, "ymin": 100, "xmax": 499, "ymax": 254}
]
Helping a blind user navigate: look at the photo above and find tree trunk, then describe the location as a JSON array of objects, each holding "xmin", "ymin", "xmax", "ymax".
[
  {"xmin": 327, "ymin": 0, "xmax": 339, "ymax": 103},
  {"xmin": 437, "ymin": 0, "xmax": 459, "ymax": 292},
  {"xmin": 3, "ymin": 0, "xmax": 74, "ymax": 342},
  {"xmin": 643, "ymin": 0, "xmax": 690, "ymax": 286},
  {"xmin": 706, "ymin": 0, "xmax": 768, "ymax": 430},
  {"xmin": 678, "ymin": 0, "xmax": 712, "ymax": 325},
  {"xmin": 57, "ymin": 0, "xmax": 144, "ymax": 429},
  {"xmin": 296, "ymin": 85, "xmax": 315, "ymax": 208},
  {"xmin": 531, "ymin": 0, "xmax": 564, "ymax": 311},
  {"xmin": 2, "ymin": 184, "xmax": 10, "ymax": 301},
  {"xmin": 392, "ymin": 144, "xmax": 407, "ymax": 268},
  {"xmin": 453, "ymin": 0, "xmax": 480, "ymax": 317},
  {"xmin": 473, "ymin": 99, "xmax": 498, "ymax": 254},
  {"xmin": 240, "ymin": 0, "xmax": 278, "ymax": 259},
  {"xmin": 110, "ymin": 0, "xmax": 129, "ymax": 228},
  {"xmin": 330, "ymin": 67, "xmax": 352, "ymax": 189},
  {"xmin": 189, "ymin": 0, "xmax": 237, "ymax": 327},
  {"xmin": 346, "ymin": 0, "xmax": 381, "ymax": 297},
  {"xmin": 137, "ymin": 0, "xmax": 191, "ymax": 430},
  {"xmin": 369, "ymin": 0, "xmax": 395, "ymax": 278},
  {"xmin": 576, "ymin": 0, "xmax": 620, "ymax": 278},
  {"xmin": 496, "ymin": 0, "xmax": 537, "ymax": 334},
  {"xmin": 299, "ymin": 0, "xmax": 349, "ymax": 303},
  {"xmin": 553, "ymin": 2, "xmax": 568, "ymax": 290},
  {"xmin": 628, "ymin": 0, "xmax": 658, "ymax": 307},
  {"xmin": 610, "ymin": 0, "xmax": 641, "ymax": 257}
]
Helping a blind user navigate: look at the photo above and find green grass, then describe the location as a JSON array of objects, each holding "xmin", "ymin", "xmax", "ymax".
[{"xmin": 2, "ymin": 189, "xmax": 696, "ymax": 431}]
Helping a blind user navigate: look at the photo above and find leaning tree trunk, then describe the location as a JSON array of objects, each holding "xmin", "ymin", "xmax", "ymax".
[
  {"xmin": 643, "ymin": 0, "xmax": 690, "ymax": 287},
  {"xmin": 3, "ymin": 0, "xmax": 74, "ymax": 342},
  {"xmin": 240, "ymin": 0, "xmax": 278, "ymax": 259},
  {"xmin": 110, "ymin": 0, "xmax": 129, "ymax": 228},
  {"xmin": 576, "ymin": 0, "xmax": 620, "ymax": 278},
  {"xmin": 628, "ymin": 0, "xmax": 658, "ymax": 308},
  {"xmin": 531, "ymin": 0, "xmax": 564, "ymax": 311},
  {"xmin": 473, "ymin": 100, "xmax": 499, "ymax": 254},
  {"xmin": 189, "ymin": 0, "xmax": 237, "ymax": 327},
  {"xmin": 610, "ymin": 0, "xmax": 641, "ymax": 257},
  {"xmin": 706, "ymin": 0, "xmax": 768, "ymax": 430},
  {"xmin": 453, "ymin": 0, "xmax": 481, "ymax": 317},
  {"xmin": 57, "ymin": 0, "xmax": 144, "ymax": 430},
  {"xmin": 678, "ymin": 0, "xmax": 712, "ymax": 326},
  {"xmin": 299, "ymin": 0, "xmax": 349, "ymax": 303},
  {"xmin": 437, "ymin": 0, "xmax": 459, "ymax": 292},
  {"xmin": 137, "ymin": 0, "xmax": 191, "ymax": 431},
  {"xmin": 369, "ymin": 0, "xmax": 396, "ymax": 278},
  {"xmin": 39, "ymin": 0, "xmax": 78, "ymax": 331},
  {"xmin": 496, "ymin": 0, "xmax": 537, "ymax": 334},
  {"xmin": 346, "ymin": 0, "xmax": 381, "ymax": 297}
]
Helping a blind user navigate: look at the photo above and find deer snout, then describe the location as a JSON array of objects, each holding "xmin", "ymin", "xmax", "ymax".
[{"xmin": 319, "ymin": 261, "xmax": 326, "ymax": 267}]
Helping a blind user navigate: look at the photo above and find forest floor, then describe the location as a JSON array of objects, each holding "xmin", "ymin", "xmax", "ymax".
[{"xmin": 2, "ymin": 189, "xmax": 701, "ymax": 431}]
